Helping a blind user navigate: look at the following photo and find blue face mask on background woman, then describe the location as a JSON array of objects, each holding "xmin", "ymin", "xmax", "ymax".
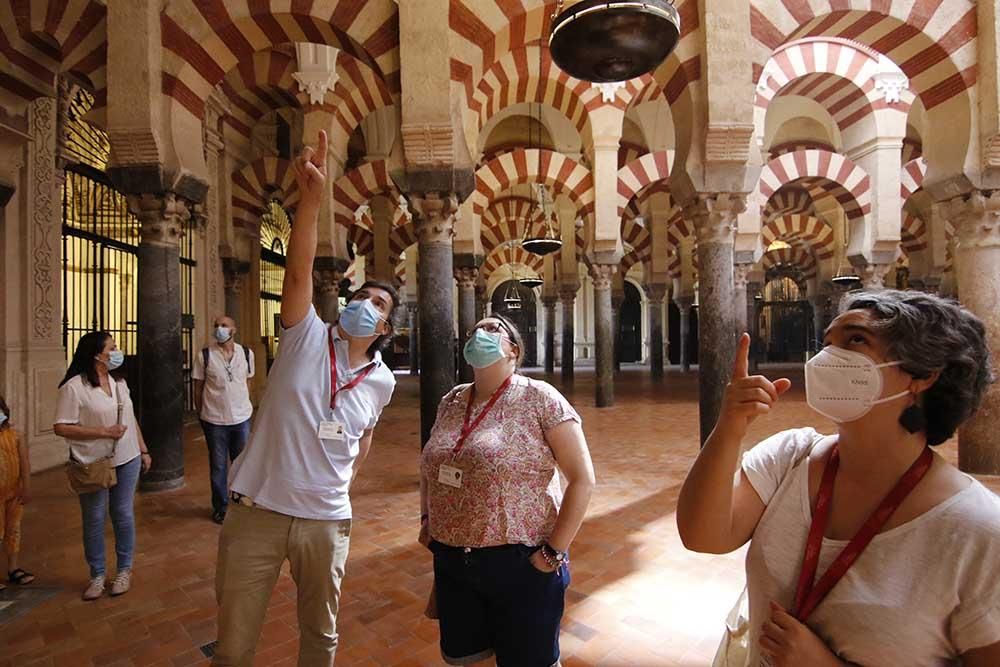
[
  {"xmin": 339, "ymin": 299, "xmax": 385, "ymax": 337},
  {"xmin": 463, "ymin": 329, "xmax": 508, "ymax": 369},
  {"xmin": 0, "ymin": 413, "xmax": 7, "ymax": 427},
  {"xmin": 104, "ymin": 349, "xmax": 125, "ymax": 371}
]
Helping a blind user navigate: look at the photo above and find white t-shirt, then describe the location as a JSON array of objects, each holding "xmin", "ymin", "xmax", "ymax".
[
  {"xmin": 191, "ymin": 343, "xmax": 255, "ymax": 425},
  {"xmin": 228, "ymin": 306, "xmax": 396, "ymax": 520},
  {"xmin": 741, "ymin": 428, "xmax": 1000, "ymax": 666},
  {"xmin": 54, "ymin": 375, "xmax": 141, "ymax": 467}
]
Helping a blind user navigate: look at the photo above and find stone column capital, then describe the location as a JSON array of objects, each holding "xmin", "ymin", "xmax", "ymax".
[
  {"xmin": 850, "ymin": 261, "xmax": 892, "ymax": 290},
  {"xmin": 406, "ymin": 301, "xmax": 419, "ymax": 315},
  {"xmin": 947, "ymin": 191, "xmax": 1000, "ymax": 249},
  {"xmin": 685, "ymin": 193, "xmax": 747, "ymax": 245},
  {"xmin": 127, "ymin": 192, "xmax": 190, "ymax": 246},
  {"xmin": 541, "ymin": 295, "xmax": 559, "ymax": 308},
  {"xmin": 644, "ymin": 283, "xmax": 669, "ymax": 302},
  {"xmin": 411, "ymin": 192, "xmax": 458, "ymax": 245},
  {"xmin": 558, "ymin": 284, "xmax": 580, "ymax": 303},
  {"xmin": 313, "ymin": 268, "xmax": 343, "ymax": 296},
  {"xmin": 589, "ymin": 264, "xmax": 617, "ymax": 291},
  {"xmin": 733, "ymin": 263, "xmax": 753, "ymax": 290},
  {"xmin": 674, "ymin": 295, "xmax": 695, "ymax": 310},
  {"xmin": 453, "ymin": 266, "xmax": 478, "ymax": 288}
]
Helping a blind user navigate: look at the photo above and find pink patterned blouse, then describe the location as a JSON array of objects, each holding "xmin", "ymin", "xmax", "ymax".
[{"xmin": 421, "ymin": 374, "xmax": 582, "ymax": 548}]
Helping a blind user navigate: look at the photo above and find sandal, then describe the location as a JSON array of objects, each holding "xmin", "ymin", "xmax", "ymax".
[{"xmin": 8, "ymin": 569, "xmax": 35, "ymax": 585}]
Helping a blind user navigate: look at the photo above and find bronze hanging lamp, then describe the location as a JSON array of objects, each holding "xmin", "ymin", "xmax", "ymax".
[
  {"xmin": 519, "ymin": 275, "xmax": 544, "ymax": 288},
  {"xmin": 549, "ymin": 1, "xmax": 682, "ymax": 83}
]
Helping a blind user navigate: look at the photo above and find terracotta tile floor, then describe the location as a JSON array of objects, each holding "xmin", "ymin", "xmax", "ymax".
[{"xmin": 2, "ymin": 367, "xmax": 997, "ymax": 667}]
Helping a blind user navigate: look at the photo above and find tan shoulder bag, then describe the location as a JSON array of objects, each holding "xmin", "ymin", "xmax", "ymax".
[{"xmin": 66, "ymin": 381, "xmax": 122, "ymax": 494}]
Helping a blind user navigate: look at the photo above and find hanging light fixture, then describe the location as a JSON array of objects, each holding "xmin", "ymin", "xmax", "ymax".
[
  {"xmin": 549, "ymin": 1, "xmax": 682, "ymax": 83},
  {"xmin": 503, "ymin": 251, "xmax": 524, "ymax": 310},
  {"xmin": 521, "ymin": 101, "xmax": 563, "ymax": 256},
  {"xmin": 520, "ymin": 276, "xmax": 544, "ymax": 288},
  {"xmin": 831, "ymin": 267, "xmax": 861, "ymax": 288}
]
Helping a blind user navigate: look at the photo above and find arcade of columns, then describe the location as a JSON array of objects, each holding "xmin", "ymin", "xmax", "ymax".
[{"xmin": 1, "ymin": 0, "xmax": 999, "ymax": 485}]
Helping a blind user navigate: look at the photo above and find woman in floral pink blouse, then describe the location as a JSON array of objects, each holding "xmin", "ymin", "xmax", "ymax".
[{"xmin": 420, "ymin": 313, "xmax": 595, "ymax": 667}]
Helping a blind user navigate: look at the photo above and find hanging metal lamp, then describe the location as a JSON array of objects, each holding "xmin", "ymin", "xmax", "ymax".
[
  {"xmin": 522, "ymin": 211, "xmax": 564, "ymax": 256},
  {"xmin": 831, "ymin": 269, "xmax": 861, "ymax": 288},
  {"xmin": 503, "ymin": 281, "xmax": 523, "ymax": 310},
  {"xmin": 549, "ymin": 1, "xmax": 682, "ymax": 83},
  {"xmin": 519, "ymin": 276, "xmax": 544, "ymax": 288}
]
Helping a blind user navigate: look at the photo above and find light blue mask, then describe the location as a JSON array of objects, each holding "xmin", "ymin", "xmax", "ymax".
[
  {"xmin": 214, "ymin": 326, "xmax": 232, "ymax": 343},
  {"xmin": 339, "ymin": 299, "xmax": 385, "ymax": 338},
  {"xmin": 0, "ymin": 413, "xmax": 7, "ymax": 427},
  {"xmin": 106, "ymin": 350, "xmax": 125, "ymax": 371},
  {"xmin": 463, "ymin": 329, "xmax": 507, "ymax": 369}
]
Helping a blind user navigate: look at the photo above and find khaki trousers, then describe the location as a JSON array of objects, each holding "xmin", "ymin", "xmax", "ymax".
[{"xmin": 213, "ymin": 503, "xmax": 351, "ymax": 667}]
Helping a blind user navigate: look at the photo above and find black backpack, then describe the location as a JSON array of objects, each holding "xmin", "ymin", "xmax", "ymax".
[{"xmin": 202, "ymin": 345, "xmax": 251, "ymax": 375}]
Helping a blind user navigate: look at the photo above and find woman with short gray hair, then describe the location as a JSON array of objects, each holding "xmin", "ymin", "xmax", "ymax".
[{"xmin": 679, "ymin": 289, "xmax": 1000, "ymax": 666}]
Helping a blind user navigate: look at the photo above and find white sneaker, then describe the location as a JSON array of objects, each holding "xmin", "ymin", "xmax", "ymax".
[
  {"xmin": 82, "ymin": 575, "xmax": 106, "ymax": 601},
  {"xmin": 109, "ymin": 569, "xmax": 131, "ymax": 597}
]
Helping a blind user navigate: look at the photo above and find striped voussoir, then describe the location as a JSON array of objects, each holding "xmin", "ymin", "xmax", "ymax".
[
  {"xmin": 617, "ymin": 151, "xmax": 673, "ymax": 220},
  {"xmin": 769, "ymin": 140, "xmax": 835, "ymax": 158},
  {"xmin": 481, "ymin": 244, "xmax": 543, "ymax": 281},
  {"xmin": 759, "ymin": 149, "xmax": 871, "ymax": 223},
  {"xmin": 761, "ymin": 244, "xmax": 817, "ymax": 280},
  {"xmin": 482, "ymin": 197, "xmax": 547, "ymax": 240},
  {"xmin": 901, "ymin": 158, "xmax": 927, "ymax": 200},
  {"xmin": 348, "ymin": 224, "xmax": 374, "ymax": 258},
  {"xmin": 0, "ymin": 0, "xmax": 108, "ymax": 113},
  {"xmin": 750, "ymin": 0, "xmax": 976, "ymax": 110},
  {"xmin": 160, "ymin": 0, "xmax": 399, "ymax": 122},
  {"xmin": 901, "ymin": 213, "xmax": 928, "ymax": 254},
  {"xmin": 764, "ymin": 187, "xmax": 815, "ymax": 222},
  {"xmin": 762, "ymin": 214, "xmax": 836, "ymax": 260},
  {"xmin": 388, "ymin": 222, "xmax": 418, "ymax": 259},
  {"xmin": 333, "ymin": 160, "xmax": 400, "ymax": 229},
  {"xmin": 231, "ymin": 157, "xmax": 299, "ymax": 230},
  {"xmin": 471, "ymin": 149, "xmax": 595, "ymax": 228}
]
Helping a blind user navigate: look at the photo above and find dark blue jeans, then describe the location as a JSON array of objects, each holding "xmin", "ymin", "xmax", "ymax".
[
  {"xmin": 78, "ymin": 455, "xmax": 142, "ymax": 578},
  {"xmin": 201, "ymin": 419, "xmax": 251, "ymax": 513}
]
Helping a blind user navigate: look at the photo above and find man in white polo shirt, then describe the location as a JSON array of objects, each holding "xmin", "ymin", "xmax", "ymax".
[
  {"xmin": 192, "ymin": 315, "xmax": 255, "ymax": 524},
  {"xmin": 213, "ymin": 130, "xmax": 399, "ymax": 667}
]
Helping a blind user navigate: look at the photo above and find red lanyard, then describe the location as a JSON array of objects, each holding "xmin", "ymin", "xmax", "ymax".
[
  {"xmin": 328, "ymin": 327, "xmax": 375, "ymax": 411},
  {"xmin": 793, "ymin": 444, "xmax": 934, "ymax": 621},
  {"xmin": 452, "ymin": 375, "xmax": 513, "ymax": 455}
]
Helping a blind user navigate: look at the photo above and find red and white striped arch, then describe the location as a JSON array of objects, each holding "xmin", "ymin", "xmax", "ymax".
[
  {"xmin": 759, "ymin": 149, "xmax": 870, "ymax": 222},
  {"xmin": 348, "ymin": 225, "xmax": 374, "ymax": 258},
  {"xmin": 161, "ymin": 1, "xmax": 399, "ymax": 122},
  {"xmin": 621, "ymin": 247, "xmax": 651, "ymax": 276},
  {"xmin": 389, "ymin": 222, "xmax": 418, "ymax": 258},
  {"xmin": 902, "ymin": 137, "xmax": 923, "ymax": 163},
  {"xmin": 762, "ymin": 214, "xmax": 835, "ymax": 259},
  {"xmin": 0, "ymin": 0, "xmax": 108, "ymax": 114},
  {"xmin": 481, "ymin": 196, "xmax": 546, "ymax": 233},
  {"xmin": 621, "ymin": 217, "xmax": 651, "ymax": 257},
  {"xmin": 756, "ymin": 39, "xmax": 908, "ymax": 130},
  {"xmin": 333, "ymin": 160, "xmax": 401, "ymax": 229},
  {"xmin": 900, "ymin": 212, "xmax": 928, "ymax": 254},
  {"xmin": 481, "ymin": 244, "xmax": 544, "ymax": 281},
  {"xmin": 761, "ymin": 245, "xmax": 817, "ymax": 279},
  {"xmin": 763, "ymin": 187, "xmax": 816, "ymax": 222},
  {"xmin": 617, "ymin": 151, "xmax": 672, "ymax": 220},
  {"xmin": 231, "ymin": 158, "xmax": 299, "ymax": 228},
  {"xmin": 471, "ymin": 149, "xmax": 595, "ymax": 227},
  {"xmin": 750, "ymin": 1, "xmax": 976, "ymax": 110},
  {"xmin": 900, "ymin": 157, "xmax": 927, "ymax": 199},
  {"xmin": 618, "ymin": 142, "xmax": 648, "ymax": 169},
  {"xmin": 769, "ymin": 140, "xmax": 835, "ymax": 158}
]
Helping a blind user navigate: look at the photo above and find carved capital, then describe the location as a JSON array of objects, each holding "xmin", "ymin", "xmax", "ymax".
[
  {"xmin": 674, "ymin": 295, "xmax": 695, "ymax": 311},
  {"xmin": 947, "ymin": 191, "xmax": 1000, "ymax": 249},
  {"xmin": 644, "ymin": 283, "xmax": 669, "ymax": 303},
  {"xmin": 313, "ymin": 268, "xmax": 343, "ymax": 295},
  {"xmin": 454, "ymin": 266, "xmax": 478, "ymax": 289},
  {"xmin": 411, "ymin": 192, "xmax": 457, "ymax": 245},
  {"xmin": 406, "ymin": 301, "xmax": 420, "ymax": 316},
  {"xmin": 685, "ymin": 193, "xmax": 747, "ymax": 245},
  {"xmin": 558, "ymin": 284, "xmax": 579, "ymax": 304},
  {"xmin": 590, "ymin": 264, "xmax": 617, "ymax": 291},
  {"xmin": 853, "ymin": 263, "xmax": 892, "ymax": 290},
  {"xmin": 127, "ymin": 192, "xmax": 189, "ymax": 246},
  {"xmin": 733, "ymin": 263, "xmax": 753, "ymax": 291},
  {"xmin": 541, "ymin": 295, "xmax": 559, "ymax": 309}
]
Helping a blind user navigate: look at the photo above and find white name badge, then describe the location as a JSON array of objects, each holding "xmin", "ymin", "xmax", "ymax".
[
  {"xmin": 318, "ymin": 420, "xmax": 346, "ymax": 441},
  {"xmin": 438, "ymin": 464, "xmax": 463, "ymax": 488}
]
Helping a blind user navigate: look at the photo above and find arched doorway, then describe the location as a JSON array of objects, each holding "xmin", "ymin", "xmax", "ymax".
[
  {"xmin": 490, "ymin": 280, "xmax": 538, "ymax": 367},
  {"xmin": 618, "ymin": 282, "xmax": 642, "ymax": 362},
  {"xmin": 259, "ymin": 200, "xmax": 291, "ymax": 372},
  {"xmin": 759, "ymin": 276, "xmax": 811, "ymax": 362}
]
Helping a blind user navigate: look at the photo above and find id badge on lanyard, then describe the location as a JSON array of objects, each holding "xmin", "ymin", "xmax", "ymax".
[
  {"xmin": 438, "ymin": 375, "xmax": 513, "ymax": 490},
  {"xmin": 323, "ymin": 327, "xmax": 374, "ymax": 439}
]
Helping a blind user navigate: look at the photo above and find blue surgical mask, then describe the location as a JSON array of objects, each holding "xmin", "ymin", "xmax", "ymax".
[
  {"xmin": 105, "ymin": 350, "xmax": 125, "ymax": 371},
  {"xmin": 339, "ymin": 299, "xmax": 385, "ymax": 338},
  {"xmin": 0, "ymin": 413, "xmax": 7, "ymax": 427},
  {"xmin": 463, "ymin": 329, "xmax": 508, "ymax": 369},
  {"xmin": 214, "ymin": 326, "xmax": 232, "ymax": 343}
]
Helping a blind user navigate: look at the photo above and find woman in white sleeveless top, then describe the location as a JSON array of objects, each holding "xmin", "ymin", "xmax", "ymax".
[{"xmin": 678, "ymin": 290, "xmax": 1000, "ymax": 666}]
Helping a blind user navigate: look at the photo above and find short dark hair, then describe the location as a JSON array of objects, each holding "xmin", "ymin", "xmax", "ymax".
[
  {"xmin": 490, "ymin": 313, "xmax": 525, "ymax": 368},
  {"xmin": 60, "ymin": 331, "xmax": 124, "ymax": 388},
  {"xmin": 348, "ymin": 279, "xmax": 401, "ymax": 357},
  {"xmin": 839, "ymin": 289, "xmax": 995, "ymax": 446}
]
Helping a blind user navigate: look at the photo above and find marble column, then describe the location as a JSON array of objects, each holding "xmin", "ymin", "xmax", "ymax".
[
  {"xmin": 313, "ymin": 256, "xmax": 348, "ymax": 323},
  {"xmin": 558, "ymin": 284, "xmax": 579, "ymax": 382},
  {"xmin": 675, "ymin": 295, "xmax": 694, "ymax": 372},
  {"xmin": 948, "ymin": 192, "xmax": 1000, "ymax": 474},
  {"xmin": 128, "ymin": 193, "xmax": 189, "ymax": 491},
  {"xmin": 592, "ymin": 264, "xmax": 616, "ymax": 407},
  {"xmin": 413, "ymin": 193, "xmax": 457, "ymax": 445},
  {"xmin": 646, "ymin": 283, "xmax": 668, "ymax": 380},
  {"xmin": 407, "ymin": 301, "xmax": 420, "ymax": 375},
  {"xmin": 687, "ymin": 194, "xmax": 745, "ymax": 444},
  {"xmin": 542, "ymin": 295, "xmax": 558, "ymax": 374},
  {"xmin": 733, "ymin": 264, "xmax": 752, "ymax": 337},
  {"xmin": 611, "ymin": 289, "xmax": 625, "ymax": 372},
  {"xmin": 747, "ymin": 281, "xmax": 762, "ymax": 374},
  {"xmin": 454, "ymin": 265, "xmax": 478, "ymax": 383},
  {"xmin": 222, "ymin": 257, "xmax": 249, "ymax": 331}
]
